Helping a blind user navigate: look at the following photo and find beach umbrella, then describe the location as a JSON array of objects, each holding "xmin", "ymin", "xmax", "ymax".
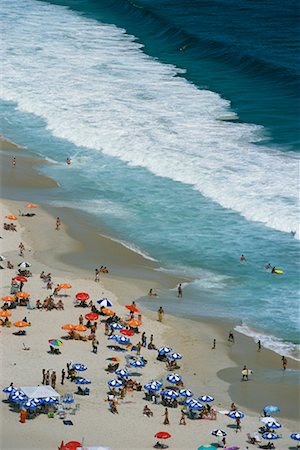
[
  {"xmin": 166, "ymin": 373, "xmax": 182, "ymax": 384},
  {"xmin": 168, "ymin": 352, "xmax": 182, "ymax": 360},
  {"xmin": 291, "ymin": 434, "xmax": 300, "ymax": 441},
  {"xmin": 155, "ymin": 432, "xmax": 171, "ymax": 440},
  {"xmin": 228, "ymin": 410, "xmax": 245, "ymax": 419},
  {"xmin": 21, "ymin": 399, "xmax": 39, "ymax": 410},
  {"xmin": 14, "ymin": 276, "xmax": 28, "ymax": 282},
  {"xmin": 85, "ymin": 313, "xmax": 99, "ymax": 321},
  {"xmin": 265, "ymin": 420, "xmax": 282, "ymax": 429},
  {"xmin": 189, "ymin": 400, "xmax": 204, "ymax": 411},
  {"xmin": 128, "ymin": 319, "xmax": 142, "ymax": 328},
  {"xmin": 120, "ymin": 329, "xmax": 134, "ymax": 336},
  {"xmin": 0, "ymin": 310, "xmax": 11, "ymax": 317},
  {"xmin": 185, "ymin": 397, "xmax": 198, "ymax": 406},
  {"xmin": 74, "ymin": 325, "xmax": 87, "ymax": 332},
  {"xmin": 0, "ymin": 255, "xmax": 5, "ymax": 261},
  {"xmin": 199, "ymin": 395, "xmax": 214, "ymax": 402},
  {"xmin": 125, "ymin": 305, "xmax": 140, "ymax": 313},
  {"xmin": 158, "ymin": 346, "xmax": 172, "ymax": 355},
  {"xmin": 179, "ymin": 389, "xmax": 194, "ymax": 398},
  {"xmin": 115, "ymin": 369, "xmax": 129, "ymax": 378},
  {"xmin": 26, "ymin": 203, "xmax": 38, "ymax": 208},
  {"xmin": 14, "ymin": 321, "xmax": 29, "ymax": 328},
  {"xmin": 75, "ymin": 292, "xmax": 90, "ymax": 301},
  {"xmin": 62, "ymin": 395, "xmax": 74, "ymax": 404},
  {"xmin": 262, "ymin": 432, "xmax": 281, "ymax": 440},
  {"xmin": 144, "ymin": 383, "xmax": 160, "ymax": 392},
  {"xmin": 18, "ymin": 261, "xmax": 31, "ymax": 268},
  {"xmin": 62, "ymin": 324, "xmax": 75, "ymax": 330},
  {"xmin": 211, "ymin": 429, "xmax": 227, "ymax": 437},
  {"xmin": 110, "ymin": 323, "xmax": 122, "ymax": 330},
  {"xmin": 97, "ymin": 298, "xmax": 113, "ymax": 307},
  {"xmin": 3, "ymin": 386, "xmax": 16, "ymax": 394},
  {"xmin": 71, "ymin": 363, "xmax": 87, "ymax": 371},
  {"xmin": 5, "ymin": 215, "xmax": 17, "ymax": 220},
  {"xmin": 108, "ymin": 334, "xmax": 118, "ymax": 341},
  {"xmin": 106, "ymin": 357, "xmax": 120, "ymax": 362},
  {"xmin": 2, "ymin": 295, "xmax": 16, "ymax": 302},
  {"xmin": 198, "ymin": 446, "xmax": 217, "ymax": 450},
  {"xmin": 10, "ymin": 392, "xmax": 27, "ymax": 403},
  {"xmin": 102, "ymin": 308, "xmax": 115, "ymax": 316},
  {"xmin": 161, "ymin": 389, "xmax": 179, "ymax": 399},
  {"xmin": 59, "ymin": 283, "xmax": 72, "ymax": 289},
  {"xmin": 260, "ymin": 417, "xmax": 276, "ymax": 424},
  {"xmin": 116, "ymin": 335, "xmax": 130, "ymax": 345},
  {"xmin": 48, "ymin": 339, "xmax": 63, "ymax": 347},
  {"xmin": 129, "ymin": 359, "xmax": 145, "ymax": 367},
  {"xmin": 263, "ymin": 405, "xmax": 280, "ymax": 415},
  {"xmin": 16, "ymin": 292, "xmax": 29, "ymax": 299},
  {"xmin": 43, "ymin": 397, "xmax": 59, "ymax": 404},
  {"xmin": 108, "ymin": 379, "xmax": 123, "ymax": 388},
  {"xmin": 75, "ymin": 378, "xmax": 91, "ymax": 385}
]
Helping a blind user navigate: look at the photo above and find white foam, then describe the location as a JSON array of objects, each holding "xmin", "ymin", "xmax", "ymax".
[
  {"xmin": 235, "ymin": 324, "xmax": 300, "ymax": 361},
  {"xmin": 46, "ymin": 199, "xmax": 129, "ymax": 219},
  {"xmin": 156, "ymin": 265, "xmax": 231, "ymax": 288},
  {"xmin": 100, "ymin": 234, "xmax": 157, "ymax": 261},
  {"xmin": 1, "ymin": 0, "xmax": 299, "ymax": 237}
]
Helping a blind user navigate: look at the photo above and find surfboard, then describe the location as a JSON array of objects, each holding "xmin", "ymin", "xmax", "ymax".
[{"xmin": 274, "ymin": 269, "xmax": 283, "ymax": 274}]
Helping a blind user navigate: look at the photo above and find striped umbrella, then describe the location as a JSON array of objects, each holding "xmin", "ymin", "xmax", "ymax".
[
  {"xmin": 198, "ymin": 395, "xmax": 214, "ymax": 402},
  {"xmin": 115, "ymin": 369, "xmax": 129, "ymax": 378},
  {"xmin": 262, "ymin": 432, "xmax": 281, "ymax": 440},
  {"xmin": 110, "ymin": 323, "xmax": 122, "ymax": 330},
  {"xmin": 48, "ymin": 339, "xmax": 63, "ymax": 347},
  {"xmin": 108, "ymin": 379, "xmax": 123, "ymax": 388},
  {"xmin": 130, "ymin": 359, "xmax": 145, "ymax": 368},
  {"xmin": 228, "ymin": 410, "xmax": 245, "ymax": 419},
  {"xmin": 21, "ymin": 399, "xmax": 39, "ymax": 410},
  {"xmin": 43, "ymin": 397, "xmax": 59, "ymax": 404},
  {"xmin": 166, "ymin": 373, "xmax": 182, "ymax": 384},
  {"xmin": 10, "ymin": 391, "xmax": 27, "ymax": 403},
  {"xmin": 75, "ymin": 378, "xmax": 91, "ymax": 385},
  {"xmin": 291, "ymin": 434, "xmax": 300, "ymax": 441},
  {"xmin": 167, "ymin": 352, "xmax": 182, "ymax": 360},
  {"xmin": 211, "ymin": 429, "xmax": 227, "ymax": 437},
  {"xmin": 108, "ymin": 334, "xmax": 118, "ymax": 341},
  {"xmin": 3, "ymin": 386, "xmax": 16, "ymax": 394},
  {"xmin": 158, "ymin": 346, "xmax": 172, "ymax": 355},
  {"xmin": 161, "ymin": 390, "xmax": 179, "ymax": 399},
  {"xmin": 265, "ymin": 420, "xmax": 282, "ymax": 429},
  {"xmin": 189, "ymin": 400, "xmax": 204, "ymax": 411},
  {"xmin": 116, "ymin": 335, "xmax": 130, "ymax": 345},
  {"xmin": 179, "ymin": 389, "xmax": 194, "ymax": 398},
  {"xmin": 71, "ymin": 363, "xmax": 87, "ymax": 371},
  {"xmin": 97, "ymin": 298, "xmax": 113, "ymax": 307},
  {"xmin": 144, "ymin": 382, "xmax": 160, "ymax": 392}
]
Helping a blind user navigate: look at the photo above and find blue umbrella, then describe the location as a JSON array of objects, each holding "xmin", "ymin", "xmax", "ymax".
[
  {"xmin": 115, "ymin": 369, "xmax": 129, "ymax": 378},
  {"xmin": 10, "ymin": 391, "xmax": 27, "ymax": 403},
  {"xmin": 43, "ymin": 396, "xmax": 59, "ymax": 404},
  {"xmin": 179, "ymin": 389, "xmax": 194, "ymax": 398},
  {"xmin": 265, "ymin": 420, "xmax": 282, "ymax": 429},
  {"xmin": 71, "ymin": 363, "xmax": 87, "ymax": 371},
  {"xmin": 189, "ymin": 400, "xmax": 204, "ymax": 411},
  {"xmin": 262, "ymin": 432, "xmax": 281, "ymax": 440},
  {"xmin": 130, "ymin": 359, "xmax": 145, "ymax": 368},
  {"xmin": 3, "ymin": 386, "xmax": 16, "ymax": 394},
  {"xmin": 110, "ymin": 323, "xmax": 122, "ymax": 330},
  {"xmin": 161, "ymin": 389, "xmax": 179, "ymax": 399},
  {"xmin": 228, "ymin": 410, "xmax": 245, "ymax": 419},
  {"xmin": 108, "ymin": 334, "xmax": 118, "ymax": 341},
  {"xmin": 116, "ymin": 335, "xmax": 130, "ymax": 345},
  {"xmin": 198, "ymin": 395, "xmax": 214, "ymax": 402},
  {"xmin": 75, "ymin": 378, "xmax": 91, "ymax": 385},
  {"xmin": 21, "ymin": 399, "xmax": 39, "ymax": 410},
  {"xmin": 185, "ymin": 397, "xmax": 198, "ymax": 406},
  {"xmin": 158, "ymin": 346, "xmax": 172, "ymax": 355},
  {"xmin": 166, "ymin": 373, "xmax": 182, "ymax": 384},
  {"xmin": 168, "ymin": 352, "xmax": 182, "ymax": 360},
  {"xmin": 263, "ymin": 405, "xmax": 280, "ymax": 415},
  {"xmin": 291, "ymin": 434, "xmax": 300, "ymax": 441},
  {"xmin": 97, "ymin": 298, "xmax": 113, "ymax": 307},
  {"xmin": 108, "ymin": 379, "xmax": 123, "ymax": 388},
  {"xmin": 144, "ymin": 383, "xmax": 160, "ymax": 392}
]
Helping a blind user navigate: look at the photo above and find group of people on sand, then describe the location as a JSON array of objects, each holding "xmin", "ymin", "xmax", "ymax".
[
  {"xmin": 3, "ymin": 222, "xmax": 17, "ymax": 231},
  {"xmin": 36, "ymin": 297, "xmax": 64, "ymax": 311},
  {"xmin": 94, "ymin": 266, "xmax": 109, "ymax": 282}
]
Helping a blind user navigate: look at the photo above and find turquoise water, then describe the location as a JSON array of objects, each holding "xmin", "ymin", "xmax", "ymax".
[{"xmin": 1, "ymin": 0, "xmax": 299, "ymax": 358}]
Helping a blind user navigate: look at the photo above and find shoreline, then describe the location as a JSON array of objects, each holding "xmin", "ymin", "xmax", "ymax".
[{"xmin": 1, "ymin": 136, "xmax": 299, "ymax": 425}]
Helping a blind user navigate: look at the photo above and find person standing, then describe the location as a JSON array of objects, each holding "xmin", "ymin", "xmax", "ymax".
[
  {"xmin": 94, "ymin": 268, "xmax": 100, "ymax": 282},
  {"xmin": 163, "ymin": 407, "xmax": 170, "ymax": 425},
  {"xmin": 241, "ymin": 365, "xmax": 249, "ymax": 381},
  {"xmin": 18, "ymin": 242, "xmax": 25, "ymax": 257},
  {"xmin": 12, "ymin": 157, "xmax": 16, "ymax": 168},
  {"xmin": 282, "ymin": 355, "xmax": 287, "ymax": 370},
  {"xmin": 61, "ymin": 369, "xmax": 65, "ymax": 385},
  {"xmin": 136, "ymin": 341, "xmax": 142, "ymax": 356},
  {"xmin": 257, "ymin": 340, "xmax": 261, "ymax": 351},
  {"xmin": 228, "ymin": 331, "xmax": 235, "ymax": 342},
  {"xmin": 177, "ymin": 283, "xmax": 183, "ymax": 298},
  {"xmin": 45, "ymin": 370, "xmax": 50, "ymax": 385},
  {"xmin": 79, "ymin": 314, "xmax": 84, "ymax": 325},
  {"xmin": 179, "ymin": 410, "xmax": 186, "ymax": 425},
  {"xmin": 141, "ymin": 332, "xmax": 147, "ymax": 347},
  {"xmin": 42, "ymin": 369, "xmax": 46, "ymax": 385},
  {"xmin": 212, "ymin": 338, "xmax": 216, "ymax": 349},
  {"xmin": 158, "ymin": 306, "xmax": 164, "ymax": 322},
  {"xmin": 55, "ymin": 217, "xmax": 61, "ymax": 231},
  {"xmin": 51, "ymin": 371, "xmax": 57, "ymax": 389}
]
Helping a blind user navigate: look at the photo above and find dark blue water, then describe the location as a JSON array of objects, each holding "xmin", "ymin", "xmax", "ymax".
[{"xmin": 44, "ymin": 0, "xmax": 300, "ymax": 150}]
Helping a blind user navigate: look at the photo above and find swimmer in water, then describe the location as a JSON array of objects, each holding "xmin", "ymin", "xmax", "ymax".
[{"xmin": 66, "ymin": 158, "xmax": 71, "ymax": 165}]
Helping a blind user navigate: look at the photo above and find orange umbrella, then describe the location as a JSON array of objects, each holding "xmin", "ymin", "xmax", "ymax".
[
  {"xmin": 59, "ymin": 283, "xmax": 72, "ymax": 289},
  {"xmin": 128, "ymin": 319, "xmax": 142, "ymax": 328},
  {"xmin": 125, "ymin": 305, "xmax": 140, "ymax": 313},
  {"xmin": 2, "ymin": 295, "xmax": 16, "ymax": 302},
  {"xmin": 14, "ymin": 321, "xmax": 29, "ymax": 328},
  {"xmin": 26, "ymin": 203, "xmax": 38, "ymax": 208},
  {"xmin": 0, "ymin": 310, "xmax": 11, "ymax": 318},
  {"xmin": 16, "ymin": 292, "xmax": 29, "ymax": 298},
  {"xmin": 5, "ymin": 215, "xmax": 17, "ymax": 220},
  {"xmin": 102, "ymin": 308, "xmax": 115, "ymax": 316},
  {"xmin": 74, "ymin": 325, "xmax": 87, "ymax": 332},
  {"xmin": 61, "ymin": 324, "xmax": 75, "ymax": 330}
]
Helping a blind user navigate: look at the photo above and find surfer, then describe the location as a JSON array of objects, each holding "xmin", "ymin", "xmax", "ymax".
[
  {"xmin": 265, "ymin": 263, "xmax": 272, "ymax": 270},
  {"xmin": 271, "ymin": 266, "xmax": 276, "ymax": 273}
]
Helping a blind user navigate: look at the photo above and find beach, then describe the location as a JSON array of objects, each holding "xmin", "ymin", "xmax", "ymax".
[{"xmin": 0, "ymin": 140, "xmax": 299, "ymax": 449}]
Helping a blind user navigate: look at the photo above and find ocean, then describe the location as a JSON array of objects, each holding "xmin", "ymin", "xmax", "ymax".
[{"xmin": 1, "ymin": 0, "xmax": 299, "ymax": 358}]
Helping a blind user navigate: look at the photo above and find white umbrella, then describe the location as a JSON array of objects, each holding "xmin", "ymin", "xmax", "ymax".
[{"xmin": 0, "ymin": 255, "xmax": 6, "ymax": 261}]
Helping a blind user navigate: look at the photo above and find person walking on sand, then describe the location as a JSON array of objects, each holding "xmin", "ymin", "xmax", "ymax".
[
  {"xmin": 158, "ymin": 306, "xmax": 164, "ymax": 322},
  {"xmin": 45, "ymin": 370, "xmax": 50, "ymax": 385},
  {"xmin": 79, "ymin": 314, "xmax": 84, "ymax": 325},
  {"xmin": 136, "ymin": 341, "xmax": 142, "ymax": 356},
  {"xmin": 228, "ymin": 330, "xmax": 235, "ymax": 342},
  {"xmin": 55, "ymin": 217, "xmax": 61, "ymax": 231},
  {"xmin": 282, "ymin": 355, "xmax": 287, "ymax": 370},
  {"xmin": 61, "ymin": 369, "xmax": 65, "ymax": 385},
  {"xmin": 236, "ymin": 417, "xmax": 241, "ymax": 432},
  {"xmin": 257, "ymin": 340, "xmax": 261, "ymax": 351},
  {"xmin": 163, "ymin": 407, "xmax": 170, "ymax": 425},
  {"xmin": 51, "ymin": 371, "xmax": 57, "ymax": 389},
  {"xmin": 94, "ymin": 268, "xmax": 100, "ymax": 282},
  {"xmin": 179, "ymin": 410, "xmax": 186, "ymax": 425},
  {"xmin": 212, "ymin": 338, "xmax": 216, "ymax": 349},
  {"xmin": 42, "ymin": 369, "xmax": 46, "ymax": 385},
  {"xmin": 18, "ymin": 242, "xmax": 25, "ymax": 257},
  {"xmin": 177, "ymin": 283, "xmax": 183, "ymax": 298},
  {"xmin": 12, "ymin": 156, "xmax": 16, "ymax": 168},
  {"xmin": 241, "ymin": 365, "xmax": 249, "ymax": 381}
]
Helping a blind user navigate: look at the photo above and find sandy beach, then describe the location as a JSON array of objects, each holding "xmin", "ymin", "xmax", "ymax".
[{"xmin": 0, "ymin": 140, "xmax": 299, "ymax": 450}]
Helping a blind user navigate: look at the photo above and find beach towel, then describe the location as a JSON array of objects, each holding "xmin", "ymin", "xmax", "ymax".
[{"xmin": 63, "ymin": 419, "xmax": 73, "ymax": 426}]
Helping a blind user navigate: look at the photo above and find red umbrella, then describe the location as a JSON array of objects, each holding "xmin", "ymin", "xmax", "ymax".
[
  {"xmin": 125, "ymin": 304, "xmax": 140, "ymax": 313},
  {"xmin": 85, "ymin": 313, "xmax": 99, "ymax": 321},
  {"xmin": 120, "ymin": 329, "xmax": 134, "ymax": 336},
  {"xmin": 59, "ymin": 441, "xmax": 82, "ymax": 450},
  {"xmin": 155, "ymin": 432, "xmax": 171, "ymax": 440},
  {"xmin": 14, "ymin": 276, "xmax": 28, "ymax": 282},
  {"xmin": 75, "ymin": 292, "xmax": 90, "ymax": 301}
]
